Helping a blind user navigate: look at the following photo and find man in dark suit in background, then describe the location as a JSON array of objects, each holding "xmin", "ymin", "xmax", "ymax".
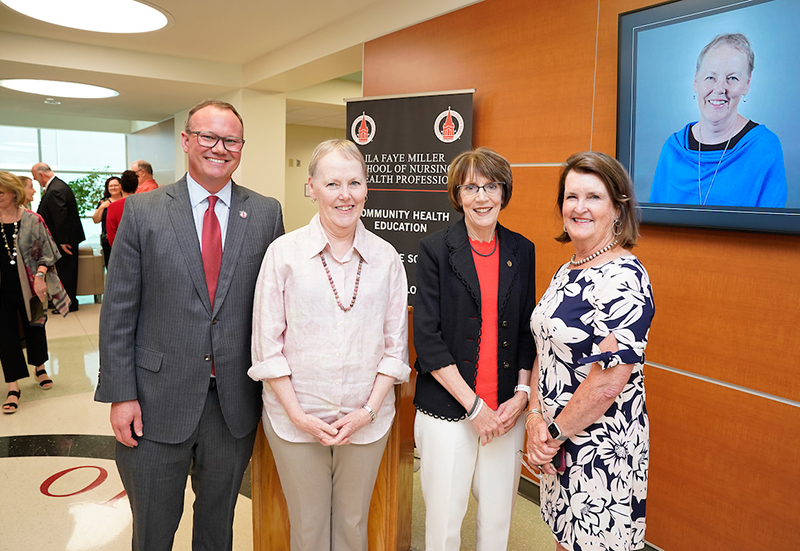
[
  {"xmin": 31, "ymin": 163, "xmax": 85, "ymax": 311},
  {"xmin": 95, "ymin": 99, "xmax": 284, "ymax": 551}
]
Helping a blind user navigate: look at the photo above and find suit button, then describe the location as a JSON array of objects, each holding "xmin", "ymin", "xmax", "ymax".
[
  {"xmin": 204, "ymin": 354, "xmax": 211, "ymax": 361},
  {"xmin": 502, "ymin": 341, "xmax": 509, "ymax": 348},
  {"xmin": 501, "ymin": 320, "xmax": 508, "ymax": 327},
  {"xmin": 503, "ymin": 362, "xmax": 509, "ymax": 369},
  {"xmin": 212, "ymin": 318, "xmax": 218, "ymax": 325}
]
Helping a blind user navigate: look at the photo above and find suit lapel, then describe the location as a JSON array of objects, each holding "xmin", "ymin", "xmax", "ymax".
[
  {"xmin": 166, "ymin": 179, "xmax": 213, "ymax": 314},
  {"xmin": 446, "ymin": 221, "xmax": 481, "ymax": 308},
  {"xmin": 212, "ymin": 183, "xmax": 249, "ymax": 316},
  {"xmin": 496, "ymin": 225, "xmax": 520, "ymax": 317}
]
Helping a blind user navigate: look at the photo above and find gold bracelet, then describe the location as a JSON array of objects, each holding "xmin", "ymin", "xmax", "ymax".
[{"xmin": 524, "ymin": 409, "xmax": 543, "ymax": 429}]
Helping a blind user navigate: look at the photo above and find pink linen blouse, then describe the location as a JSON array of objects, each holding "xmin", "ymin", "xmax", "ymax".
[{"xmin": 248, "ymin": 214, "xmax": 410, "ymax": 444}]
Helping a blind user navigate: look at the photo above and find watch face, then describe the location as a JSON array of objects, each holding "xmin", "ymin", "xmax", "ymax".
[{"xmin": 548, "ymin": 422, "xmax": 560, "ymax": 439}]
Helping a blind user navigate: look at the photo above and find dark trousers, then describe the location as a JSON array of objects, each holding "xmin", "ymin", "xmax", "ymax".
[
  {"xmin": 56, "ymin": 248, "xmax": 79, "ymax": 311},
  {"xmin": 115, "ymin": 385, "xmax": 257, "ymax": 551},
  {"xmin": 0, "ymin": 292, "xmax": 48, "ymax": 383}
]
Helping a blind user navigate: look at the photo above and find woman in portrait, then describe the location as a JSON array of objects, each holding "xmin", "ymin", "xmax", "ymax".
[
  {"xmin": 526, "ymin": 151, "xmax": 655, "ymax": 551},
  {"xmin": 649, "ymin": 33, "xmax": 786, "ymax": 207},
  {"xmin": 0, "ymin": 172, "xmax": 70, "ymax": 413},
  {"xmin": 248, "ymin": 139, "xmax": 409, "ymax": 551},
  {"xmin": 413, "ymin": 147, "xmax": 536, "ymax": 551}
]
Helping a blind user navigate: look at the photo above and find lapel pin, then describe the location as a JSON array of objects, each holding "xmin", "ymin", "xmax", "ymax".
[
  {"xmin": 240, "ymin": 211, "xmax": 248, "ymax": 218},
  {"xmin": 507, "ymin": 260, "xmax": 512, "ymax": 267}
]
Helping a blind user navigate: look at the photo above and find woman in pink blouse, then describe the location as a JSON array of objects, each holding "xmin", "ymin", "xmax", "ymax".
[{"xmin": 248, "ymin": 139, "xmax": 410, "ymax": 551}]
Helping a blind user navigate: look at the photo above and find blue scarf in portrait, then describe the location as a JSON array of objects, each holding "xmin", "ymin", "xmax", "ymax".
[{"xmin": 649, "ymin": 122, "xmax": 787, "ymax": 207}]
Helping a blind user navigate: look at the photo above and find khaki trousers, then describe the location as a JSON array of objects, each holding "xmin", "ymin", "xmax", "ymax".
[{"xmin": 263, "ymin": 415, "xmax": 390, "ymax": 551}]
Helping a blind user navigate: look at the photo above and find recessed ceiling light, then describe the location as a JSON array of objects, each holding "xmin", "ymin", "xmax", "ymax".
[
  {"xmin": 44, "ymin": 98, "xmax": 62, "ymax": 105},
  {"xmin": 1, "ymin": 0, "xmax": 168, "ymax": 33},
  {"xmin": 0, "ymin": 79, "xmax": 119, "ymax": 99}
]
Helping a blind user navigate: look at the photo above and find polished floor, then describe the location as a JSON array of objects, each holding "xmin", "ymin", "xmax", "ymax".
[{"xmin": 0, "ymin": 296, "xmax": 555, "ymax": 551}]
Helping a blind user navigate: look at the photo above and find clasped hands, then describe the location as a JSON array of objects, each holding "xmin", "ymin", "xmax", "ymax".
[
  {"xmin": 471, "ymin": 392, "xmax": 528, "ymax": 446},
  {"xmin": 294, "ymin": 408, "xmax": 373, "ymax": 446},
  {"xmin": 525, "ymin": 413, "xmax": 561, "ymax": 475}
]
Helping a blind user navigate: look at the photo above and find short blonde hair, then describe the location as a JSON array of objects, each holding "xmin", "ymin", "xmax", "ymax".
[
  {"xmin": 307, "ymin": 139, "xmax": 367, "ymax": 182},
  {"xmin": 0, "ymin": 171, "xmax": 27, "ymax": 207}
]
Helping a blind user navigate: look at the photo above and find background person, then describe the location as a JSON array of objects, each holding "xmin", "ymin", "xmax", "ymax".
[
  {"xmin": 31, "ymin": 162, "xmax": 85, "ymax": 311},
  {"xmin": 22, "ymin": 176, "xmax": 35, "ymax": 207},
  {"xmin": 132, "ymin": 160, "xmax": 158, "ymax": 193},
  {"xmin": 649, "ymin": 33, "xmax": 786, "ymax": 207},
  {"xmin": 104, "ymin": 170, "xmax": 138, "ymax": 248},
  {"xmin": 526, "ymin": 151, "xmax": 655, "ymax": 551},
  {"xmin": 248, "ymin": 139, "xmax": 409, "ymax": 551},
  {"xmin": 95, "ymin": 99, "xmax": 284, "ymax": 551},
  {"xmin": 92, "ymin": 176, "xmax": 123, "ymax": 266},
  {"xmin": 413, "ymin": 147, "xmax": 536, "ymax": 551},
  {"xmin": 0, "ymin": 172, "xmax": 70, "ymax": 413}
]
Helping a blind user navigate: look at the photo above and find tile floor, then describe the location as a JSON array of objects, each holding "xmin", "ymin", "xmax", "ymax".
[{"xmin": 0, "ymin": 297, "xmax": 556, "ymax": 551}]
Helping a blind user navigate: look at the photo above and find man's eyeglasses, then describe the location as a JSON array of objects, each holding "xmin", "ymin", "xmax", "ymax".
[
  {"xmin": 187, "ymin": 131, "xmax": 245, "ymax": 152},
  {"xmin": 457, "ymin": 182, "xmax": 505, "ymax": 196}
]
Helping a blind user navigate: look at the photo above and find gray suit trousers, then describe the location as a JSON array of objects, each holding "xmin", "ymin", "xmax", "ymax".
[{"xmin": 115, "ymin": 384, "xmax": 256, "ymax": 551}]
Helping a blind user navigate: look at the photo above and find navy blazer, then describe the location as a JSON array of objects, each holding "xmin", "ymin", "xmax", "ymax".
[
  {"xmin": 413, "ymin": 218, "xmax": 536, "ymax": 420},
  {"xmin": 95, "ymin": 177, "xmax": 284, "ymax": 443}
]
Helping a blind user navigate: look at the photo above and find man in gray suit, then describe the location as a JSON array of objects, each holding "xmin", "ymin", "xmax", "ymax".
[{"xmin": 95, "ymin": 99, "xmax": 284, "ymax": 550}]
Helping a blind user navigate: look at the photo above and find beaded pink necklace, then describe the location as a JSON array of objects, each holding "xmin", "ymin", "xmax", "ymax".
[{"xmin": 319, "ymin": 252, "xmax": 364, "ymax": 312}]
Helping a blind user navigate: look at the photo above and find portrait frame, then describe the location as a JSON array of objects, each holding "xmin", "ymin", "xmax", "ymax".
[{"xmin": 617, "ymin": 0, "xmax": 800, "ymax": 234}]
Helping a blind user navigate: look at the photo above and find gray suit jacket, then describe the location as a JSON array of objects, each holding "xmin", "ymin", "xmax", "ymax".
[{"xmin": 95, "ymin": 177, "xmax": 284, "ymax": 443}]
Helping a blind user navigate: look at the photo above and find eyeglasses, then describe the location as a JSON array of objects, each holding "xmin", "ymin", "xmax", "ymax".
[
  {"xmin": 187, "ymin": 131, "xmax": 245, "ymax": 152},
  {"xmin": 457, "ymin": 182, "xmax": 505, "ymax": 196}
]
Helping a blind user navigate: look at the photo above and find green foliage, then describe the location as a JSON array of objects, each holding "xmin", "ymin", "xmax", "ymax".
[{"xmin": 69, "ymin": 167, "xmax": 112, "ymax": 217}]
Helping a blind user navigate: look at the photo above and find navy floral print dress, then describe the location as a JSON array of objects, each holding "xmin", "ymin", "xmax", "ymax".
[{"xmin": 530, "ymin": 255, "xmax": 654, "ymax": 551}]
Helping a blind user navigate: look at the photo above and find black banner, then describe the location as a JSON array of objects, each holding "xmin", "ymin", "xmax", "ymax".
[{"xmin": 347, "ymin": 91, "xmax": 473, "ymax": 305}]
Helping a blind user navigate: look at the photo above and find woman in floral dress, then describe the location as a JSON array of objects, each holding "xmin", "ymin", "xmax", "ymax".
[{"xmin": 526, "ymin": 151, "xmax": 655, "ymax": 551}]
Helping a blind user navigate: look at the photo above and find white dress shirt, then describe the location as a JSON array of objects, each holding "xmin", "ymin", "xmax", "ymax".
[
  {"xmin": 248, "ymin": 214, "xmax": 410, "ymax": 444},
  {"xmin": 186, "ymin": 173, "xmax": 231, "ymax": 250}
]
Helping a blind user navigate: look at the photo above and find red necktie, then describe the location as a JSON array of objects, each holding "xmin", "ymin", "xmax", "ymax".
[
  {"xmin": 202, "ymin": 195, "xmax": 222, "ymax": 307},
  {"xmin": 203, "ymin": 196, "xmax": 222, "ymax": 377}
]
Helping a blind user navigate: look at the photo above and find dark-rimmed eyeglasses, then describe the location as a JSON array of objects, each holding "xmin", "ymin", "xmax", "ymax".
[
  {"xmin": 457, "ymin": 182, "xmax": 505, "ymax": 196},
  {"xmin": 187, "ymin": 131, "xmax": 245, "ymax": 152}
]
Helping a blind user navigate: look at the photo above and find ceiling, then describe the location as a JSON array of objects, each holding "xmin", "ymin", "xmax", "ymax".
[{"xmin": 0, "ymin": 0, "xmax": 481, "ymax": 129}]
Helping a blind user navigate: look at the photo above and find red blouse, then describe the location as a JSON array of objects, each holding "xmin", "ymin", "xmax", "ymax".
[{"xmin": 470, "ymin": 235, "xmax": 499, "ymax": 410}]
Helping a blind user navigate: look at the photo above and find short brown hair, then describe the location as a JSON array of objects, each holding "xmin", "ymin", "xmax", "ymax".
[
  {"xmin": 0, "ymin": 171, "xmax": 28, "ymax": 207},
  {"xmin": 185, "ymin": 99, "xmax": 244, "ymax": 134},
  {"xmin": 446, "ymin": 147, "xmax": 513, "ymax": 213},
  {"xmin": 555, "ymin": 151, "xmax": 640, "ymax": 249},
  {"xmin": 119, "ymin": 170, "xmax": 139, "ymax": 194},
  {"xmin": 308, "ymin": 139, "xmax": 367, "ymax": 182}
]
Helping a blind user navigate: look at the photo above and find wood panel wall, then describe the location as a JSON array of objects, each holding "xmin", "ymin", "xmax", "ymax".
[{"xmin": 363, "ymin": 0, "xmax": 800, "ymax": 549}]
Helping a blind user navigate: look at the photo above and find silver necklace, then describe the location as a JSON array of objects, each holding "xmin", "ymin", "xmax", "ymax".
[
  {"xmin": 569, "ymin": 239, "xmax": 618, "ymax": 267},
  {"xmin": 1, "ymin": 219, "xmax": 19, "ymax": 265},
  {"xmin": 697, "ymin": 124, "xmax": 734, "ymax": 206}
]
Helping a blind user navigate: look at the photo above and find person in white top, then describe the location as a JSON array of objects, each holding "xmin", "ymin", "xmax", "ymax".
[{"xmin": 249, "ymin": 139, "xmax": 410, "ymax": 551}]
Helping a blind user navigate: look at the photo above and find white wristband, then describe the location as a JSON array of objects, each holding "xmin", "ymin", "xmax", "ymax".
[{"xmin": 514, "ymin": 384, "xmax": 531, "ymax": 401}]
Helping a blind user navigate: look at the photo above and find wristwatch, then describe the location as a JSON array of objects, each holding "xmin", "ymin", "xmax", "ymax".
[
  {"xmin": 35, "ymin": 271, "xmax": 46, "ymax": 279},
  {"xmin": 548, "ymin": 421, "xmax": 567, "ymax": 442}
]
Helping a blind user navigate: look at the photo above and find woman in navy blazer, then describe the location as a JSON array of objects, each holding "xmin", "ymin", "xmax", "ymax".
[{"xmin": 413, "ymin": 147, "xmax": 536, "ymax": 551}]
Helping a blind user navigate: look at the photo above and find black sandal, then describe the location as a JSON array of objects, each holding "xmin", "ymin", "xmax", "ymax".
[
  {"xmin": 3, "ymin": 390, "xmax": 20, "ymax": 414},
  {"xmin": 35, "ymin": 368, "xmax": 53, "ymax": 389}
]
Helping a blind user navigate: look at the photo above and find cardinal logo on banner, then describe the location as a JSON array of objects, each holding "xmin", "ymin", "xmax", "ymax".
[
  {"xmin": 434, "ymin": 107, "xmax": 464, "ymax": 143},
  {"xmin": 351, "ymin": 112, "xmax": 376, "ymax": 145}
]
